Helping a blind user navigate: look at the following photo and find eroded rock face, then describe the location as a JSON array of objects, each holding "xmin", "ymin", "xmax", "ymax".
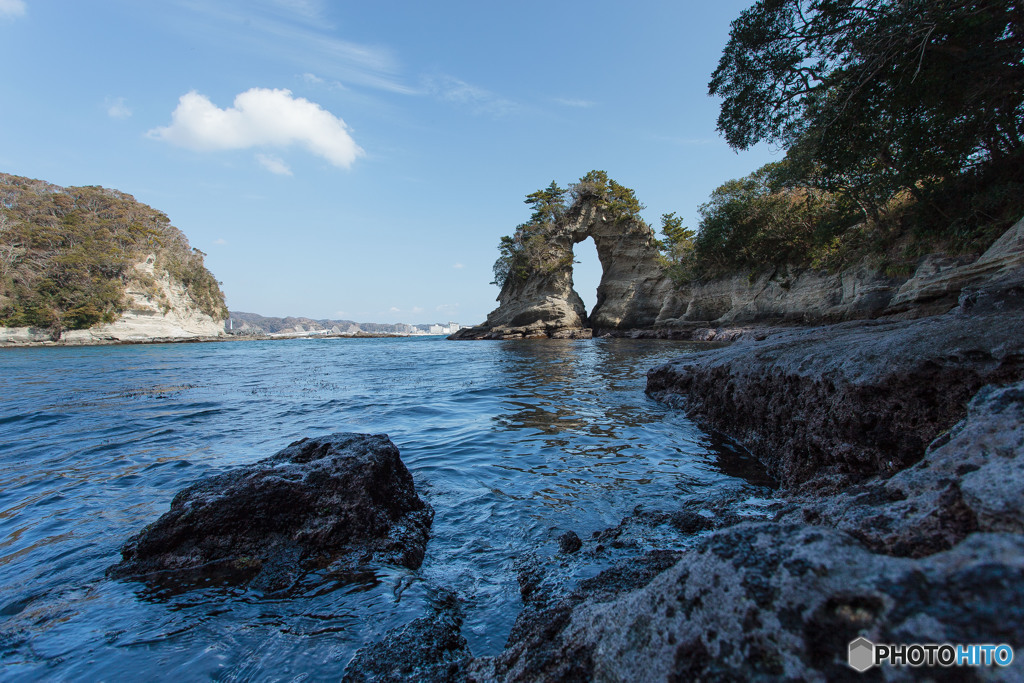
[
  {"xmin": 452, "ymin": 200, "xmax": 668, "ymax": 339},
  {"xmin": 455, "ymin": 216, "xmax": 1024, "ymax": 340},
  {"xmin": 778, "ymin": 380, "xmax": 1024, "ymax": 557},
  {"xmin": 108, "ymin": 433, "xmax": 433, "ymax": 590},
  {"xmin": 646, "ymin": 293, "xmax": 1024, "ymax": 487}
]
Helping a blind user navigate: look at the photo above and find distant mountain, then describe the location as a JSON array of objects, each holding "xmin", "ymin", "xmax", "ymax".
[{"xmin": 227, "ymin": 311, "xmax": 455, "ymax": 336}]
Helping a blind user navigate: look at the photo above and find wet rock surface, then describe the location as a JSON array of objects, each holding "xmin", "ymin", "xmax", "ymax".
[
  {"xmin": 646, "ymin": 290, "xmax": 1024, "ymax": 487},
  {"xmin": 460, "ymin": 381, "xmax": 1024, "ymax": 681},
  {"xmin": 108, "ymin": 433, "xmax": 433, "ymax": 591},
  {"xmin": 342, "ymin": 592, "xmax": 472, "ymax": 683}
]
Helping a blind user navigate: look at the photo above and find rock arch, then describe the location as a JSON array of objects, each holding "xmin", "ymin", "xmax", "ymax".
[{"xmin": 452, "ymin": 200, "xmax": 671, "ymax": 339}]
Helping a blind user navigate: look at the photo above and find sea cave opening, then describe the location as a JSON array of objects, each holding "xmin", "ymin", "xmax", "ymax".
[{"xmin": 572, "ymin": 236, "xmax": 602, "ymax": 322}]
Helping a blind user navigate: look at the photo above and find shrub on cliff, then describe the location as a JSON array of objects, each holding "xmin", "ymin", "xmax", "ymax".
[
  {"xmin": 492, "ymin": 172, "xmax": 645, "ymax": 289},
  {"xmin": 661, "ymin": 161, "xmax": 861, "ymax": 280},
  {"xmin": 0, "ymin": 173, "xmax": 228, "ymax": 335}
]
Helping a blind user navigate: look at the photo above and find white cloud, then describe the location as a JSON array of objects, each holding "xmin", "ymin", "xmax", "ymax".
[
  {"xmin": 389, "ymin": 306, "xmax": 400, "ymax": 313},
  {"xmin": 106, "ymin": 97, "xmax": 132, "ymax": 119},
  {"xmin": 554, "ymin": 97, "xmax": 595, "ymax": 108},
  {"xmin": 0, "ymin": 0, "xmax": 26, "ymax": 18},
  {"xmin": 148, "ymin": 88, "xmax": 363, "ymax": 169},
  {"xmin": 213, "ymin": 238, "xmax": 228, "ymax": 245},
  {"xmin": 171, "ymin": 2, "xmax": 414, "ymax": 95},
  {"xmin": 425, "ymin": 75, "xmax": 517, "ymax": 116},
  {"xmin": 452, "ymin": 263, "xmax": 464, "ymax": 269},
  {"xmin": 256, "ymin": 153, "xmax": 293, "ymax": 175},
  {"xmin": 270, "ymin": 0, "xmax": 326, "ymax": 23}
]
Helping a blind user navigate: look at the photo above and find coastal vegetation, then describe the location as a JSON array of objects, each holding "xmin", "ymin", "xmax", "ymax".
[
  {"xmin": 491, "ymin": 171, "xmax": 645, "ymax": 289},
  {"xmin": 665, "ymin": 0, "xmax": 1024, "ymax": 281},
  {"xmin": 491, "ymin": 2, "xmax": 1022, "ymax": 292},
  {"xmin": 0, "ymin": 173, "xmax": 228, "ymax": 337}
]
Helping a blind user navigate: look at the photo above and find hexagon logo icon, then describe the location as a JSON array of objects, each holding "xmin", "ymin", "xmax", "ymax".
[{"xmin": 848, "ymin": 637, "xmax": 875, "ymax": 672}]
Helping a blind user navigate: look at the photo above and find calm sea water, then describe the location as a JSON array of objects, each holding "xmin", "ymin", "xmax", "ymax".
[{"xmin": 0, "ymin": 337, "xmax": 772, "ymax": 681}]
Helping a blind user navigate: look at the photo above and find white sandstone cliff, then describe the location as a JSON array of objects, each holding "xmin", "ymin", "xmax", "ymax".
[{"xmin": 0, "ymin": 254, "xmax": 225, "ymax": 346}]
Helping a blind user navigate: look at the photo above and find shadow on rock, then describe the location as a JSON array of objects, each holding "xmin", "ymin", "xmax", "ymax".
[{"xmin": 107, "ymin": 433, "xmax": 433, "ymax": 593}]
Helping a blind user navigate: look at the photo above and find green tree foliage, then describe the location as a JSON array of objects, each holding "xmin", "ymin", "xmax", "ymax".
[
  {"xmin": 570, "ymin": 170, "xmax": 646, "ymax": 220},
  {"xmin": 655, "ymin": 212, "xmax": 696, "ymax": 282},
  {"xmin": 524, "ymin": 181, "xmax": 568, "ymax": 224},
  {"xmin": 0, "ymin": 173, "xmax": 229, "ymax": 336},
  {"xmin": 687, "ymin": 0, "xmax": 1024, "ymax": 279},
  {"xmin": 491, "ymin": 172, "xmax": 646, "ymax": 288},
  {"xmin": 710, "ymin": 0, "xmax": 1023, "ymax": 222},
  {"xmin": 687, "ymin": 162, "xmax": 859, "ymax": 277}
]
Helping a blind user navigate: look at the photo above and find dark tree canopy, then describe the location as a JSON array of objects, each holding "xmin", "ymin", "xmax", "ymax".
[{"xmin": 710, "ymin": 0, "xmax": 1024, "ymax": 213}]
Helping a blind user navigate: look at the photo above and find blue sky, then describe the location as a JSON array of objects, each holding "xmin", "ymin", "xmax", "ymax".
[{"xmin": 0, "ymin": 0, "xmax": 775, "ymax": 325}]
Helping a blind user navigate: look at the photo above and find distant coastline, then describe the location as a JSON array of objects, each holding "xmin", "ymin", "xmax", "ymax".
[{"xmin": 0, "ymin": 328, "xmax": 445, "ymax": 349}]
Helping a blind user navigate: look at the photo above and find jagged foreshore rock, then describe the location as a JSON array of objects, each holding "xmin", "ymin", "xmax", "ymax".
[
  {"xmin": 457, "ymin": 315, "xmax": 1024, "ymax": 680},
  {"xmin": 108, "ymin": 433, "xmax": 433, "ymax": 591},
  {"xmin": 776, "ymin": 380, "xmax": 1024, "ymax": 558},
  {"xmin": 479, "ymin": 524, "xmax": 1024, "ymax": 682},
  {"xmin": 462, "ymin": 381, "xmax": 1024, "ymax": 680},
  {"xmin": 342, "ymin": 592, "xmax": 472, "ymax": 682},
  {"xmin": 646, "ymin": 284, "xmax": 1024, "ymax": 487}
]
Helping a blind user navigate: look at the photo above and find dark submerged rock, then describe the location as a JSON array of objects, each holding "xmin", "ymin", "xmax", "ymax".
[
  {"xmin": 556, "ymin": 531, "xmax": 582, "ymax": 554},
  {"xmin": 108, "ymin": 433, "xmax": 433, "ymax": 590},
  {"xmin": 342, "ymin": 592, "xmax": 472, "ymax": 683}
]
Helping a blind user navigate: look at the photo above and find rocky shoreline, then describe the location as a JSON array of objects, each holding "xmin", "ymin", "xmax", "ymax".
[
  {"xmin": 0, "ymin": 330, "xmax": 420, "ymax": 348},
  {"xmin": 453, "ymin": 215, "xmax": 1024, "ymax": 341},
  {"xmin": 350, "ymin": 285, "xmax": 1024, "ymax": 679},
  {"xmin": 106, "ymin": 266, "xmax": 1024, "ymax": 679}
]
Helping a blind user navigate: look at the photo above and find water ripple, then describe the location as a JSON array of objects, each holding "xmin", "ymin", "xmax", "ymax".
[{"xmin": 0, "ymin": 337, "xmax": 771, "ymax": 678}]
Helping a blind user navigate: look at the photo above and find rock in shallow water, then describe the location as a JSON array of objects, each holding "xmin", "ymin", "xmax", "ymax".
[
  {"xmin": 342, "ymin": 592, "xmax": 471, "ymax": 683},
  {"xmin": 108, "ymin": 433, "xmax": 433, "ymax": 590}
]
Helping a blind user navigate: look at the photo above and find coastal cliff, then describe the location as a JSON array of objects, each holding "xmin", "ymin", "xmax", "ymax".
[
  {"xmin": 0, "ymin": 173, "xmax": 227, "ymax": 346},
  {"xmin": 454, "ymin": 212, "xmax": 1024, "ymax": 340},
  {"xmin": 451, "ymin": 196, "xmax": 669, "ymax": 340}
]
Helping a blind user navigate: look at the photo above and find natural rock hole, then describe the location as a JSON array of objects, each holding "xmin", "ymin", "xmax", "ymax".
[{"xmin": 572, "ymin": 236, "xmax": 602, "ymax": 321}]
